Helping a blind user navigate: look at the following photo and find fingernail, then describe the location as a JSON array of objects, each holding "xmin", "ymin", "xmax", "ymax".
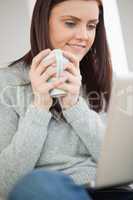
[
  {"xmin": 46, "ymin": 48, "xmax": 51, "ymax": 52},
  {"xmin": 60, "ymin": 71, "xmax": 66, "ymax": 76},
  {"xmin": 52, "ymin": 64, "xmax": 56, "ymax": 67},
  {"xmin": 60, "ymin": 74, "xmax": 65, "ymax": 77},
  {"xmin": 63, "ymin": 64, "xmax": 67, "ymax": 69},
  {"xmin": 60, "ymin": 77, "xmax": 67, "ymax": 82}
]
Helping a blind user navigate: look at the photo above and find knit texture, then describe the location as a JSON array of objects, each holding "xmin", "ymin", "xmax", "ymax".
[{"xmin": 0, "ymin": 62, "xmax": 105, "ymax": 198}]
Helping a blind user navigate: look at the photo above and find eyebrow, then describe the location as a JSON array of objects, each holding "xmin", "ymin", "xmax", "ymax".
[{"xmin": 61, "ymin": 15, "xmax": 99, "ymax": 23}]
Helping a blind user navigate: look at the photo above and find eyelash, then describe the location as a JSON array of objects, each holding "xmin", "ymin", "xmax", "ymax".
[
  {"xmin": 65, "ymin": 22, "xmax": 75, "ymax": 27},
  {"xmin": 64, "ymin": 21, "xmax": 97, "ymax": 30}
]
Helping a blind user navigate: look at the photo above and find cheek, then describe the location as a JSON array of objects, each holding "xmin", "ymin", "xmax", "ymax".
[
  {"xmin": 49, "ymin": 28, "xmax": 61, "ymax": 47},
  {"xmin": 50, "ymin": 31, "xmax": 73, "ymax": 48},
  {"xmin": 88, "ymin": 32, "xmax": 96, "ymax": 48},
  {"xmin": 49, "ymin": 23, "xmax": 71, "ymax": 47},
  {"xmin": 50, "ymin": 32, "xmax": 68, "ymax": 48}
]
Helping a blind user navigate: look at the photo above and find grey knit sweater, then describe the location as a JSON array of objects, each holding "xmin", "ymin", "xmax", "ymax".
[{"xmin": 0, "ymin": 62, "xmax": 105, "ymax": 198}]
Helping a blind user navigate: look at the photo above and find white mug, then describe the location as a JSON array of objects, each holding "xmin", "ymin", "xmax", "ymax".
[{"xmin": 44, "ymin": 49, "xmax": 69, "ymax": 97}]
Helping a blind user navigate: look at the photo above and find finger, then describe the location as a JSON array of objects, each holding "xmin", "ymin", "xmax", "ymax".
[
  {"xmin": 40, "ymin": 66, "xmax": 57, "ymax": 82},
  {"xmin": 56, "ymin": 82, "xmax": 70, "ymax": 92},
  {"xmin": 47, "ymin": 77, "xmax": 68, "ymax": 90},
  {"xmin": 57, "ymin": 82, "xmax": 80, "ymax": 96},
  {"xmin": 36, "ymin": 58, "xmax": 56, "ymax": 75},
  {"xmin": 61, "ymin": 71, "xmax": 82, "ymax": 85},
  {"xmin": 62, "ymin": 50, "xmax": 80, "ymax": 68},
  {"xmin": 64, "ymin": 62, "xmax": 80, "ymax": 76},
  {"xmin": 57, "ymin": 83, "xmax": 80, "ymax": 96},
  {"xmin": 31, "ymin": 49, "xmax": 51, "ymax": 70}
]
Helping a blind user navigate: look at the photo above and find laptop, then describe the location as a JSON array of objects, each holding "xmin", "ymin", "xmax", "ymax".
[{"xmin": 89, "ymin": 73, "xmax": 133, "ymax": 189}]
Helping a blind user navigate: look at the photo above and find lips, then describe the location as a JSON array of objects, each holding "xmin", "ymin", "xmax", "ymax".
[
  {"xmin": 67, "ymin": 43, "xmax": 86, "ymax": 52},
  {"xmin": 68, "ymin": 43, "xmax": 85, "ymax": 48}
]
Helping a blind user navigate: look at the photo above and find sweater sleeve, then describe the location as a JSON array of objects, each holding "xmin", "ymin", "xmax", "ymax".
[
  {"xmin": 0, "ymin": 81, "xmax": 52, "ymax": 197},
  {"xmin": 62, "ymin": 96, "xmax": 106, "ymax": 163}
]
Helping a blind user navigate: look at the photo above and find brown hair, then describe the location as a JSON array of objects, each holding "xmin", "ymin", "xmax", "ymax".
[{"xmin": 9, "ymin": 0, "xmax": 112, "ymax": 113}]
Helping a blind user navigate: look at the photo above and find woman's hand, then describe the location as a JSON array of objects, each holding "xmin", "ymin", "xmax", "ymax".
[
  {"xmin": 57, "ymin": 51, "xmax": 82, "ymax": 110},
  {"xmin": 29, "ymin": 49, "xmax": 67, "ymax": 111}
]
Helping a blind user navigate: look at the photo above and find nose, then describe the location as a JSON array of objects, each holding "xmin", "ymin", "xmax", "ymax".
[{"xmin": 75, "ymin": 26, "xmax": 89, "ymax": 40}]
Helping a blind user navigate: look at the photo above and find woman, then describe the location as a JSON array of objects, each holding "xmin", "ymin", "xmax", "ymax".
[{"xmin": 0, "ymin": 0, "xmax": 132, "ymax": 199}]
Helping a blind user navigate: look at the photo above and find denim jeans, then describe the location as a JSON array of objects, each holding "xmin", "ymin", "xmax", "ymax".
[{"xmin": 8, "ymin": 169, "xmax": 133, "ymax": 200}]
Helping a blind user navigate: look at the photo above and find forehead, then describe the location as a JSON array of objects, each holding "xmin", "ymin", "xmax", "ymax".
[{"xmin": 50, "ymin": 0, "xmax": 99, "ymax": 20}]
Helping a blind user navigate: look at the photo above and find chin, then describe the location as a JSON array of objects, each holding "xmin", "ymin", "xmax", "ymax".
[
  {"xmin": 76, "ymin": 54, "xmax": 84, "ymax": 61},
  {"xmin": 75, "ymin": 53, "xmax": 87, "ymax": 61}
]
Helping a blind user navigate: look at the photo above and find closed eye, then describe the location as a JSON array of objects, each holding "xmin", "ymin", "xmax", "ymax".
[
  {"xmin": 64, "ymin": 21, "xmax": 98, "ymax": 30},
  {"xmin": 64, "ymin": 21, "xmax": 76, "ymax": 27},
  {"xmin": 87, "ymin": 24, "xmax": 97, "ymax": 30}
]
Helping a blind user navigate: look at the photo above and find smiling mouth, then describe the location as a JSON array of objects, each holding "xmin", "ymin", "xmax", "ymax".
[{"xmin": 67, "ymin": 44, "xmax": 86, "ymax": 51}]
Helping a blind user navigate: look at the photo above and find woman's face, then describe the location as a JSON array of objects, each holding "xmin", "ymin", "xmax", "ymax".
[{"xmin": 49, "ymin": 0, "xmax": 99, "ymax": 61}]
